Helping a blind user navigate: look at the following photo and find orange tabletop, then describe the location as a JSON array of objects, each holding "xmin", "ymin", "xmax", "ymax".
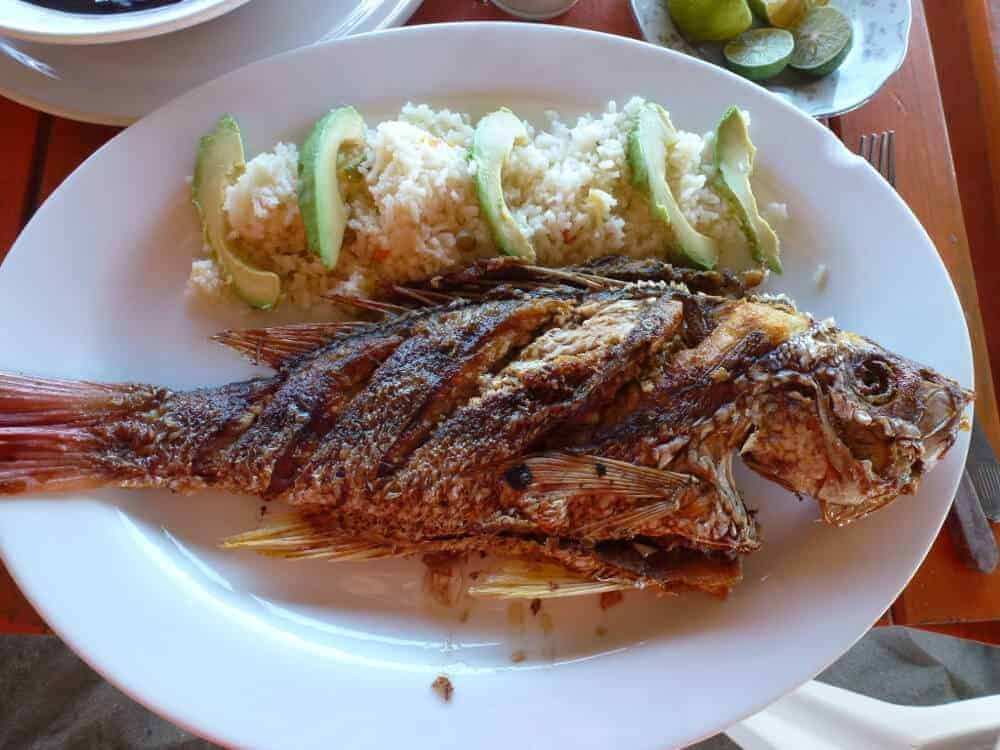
[{"xmin": 2, "ymin": 0, "xmax": 999, "ymax": 645}]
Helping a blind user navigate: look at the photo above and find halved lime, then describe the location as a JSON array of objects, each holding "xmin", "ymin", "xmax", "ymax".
[
  {"xmin": 666, "ymin": 0, "xmax": 753, "ymax": 42},
  {"xmin": 790, "ymin": 6, "xmax": 853, "ymax": 77},
  {"xmin": 747, "ymin": 0, "xmax": 805, "ymax": 29},
  {"xmin": 724, "ymin": 28, "xmax": 795, "ymax": 81}
]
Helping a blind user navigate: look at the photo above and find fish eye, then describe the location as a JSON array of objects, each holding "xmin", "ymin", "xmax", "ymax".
[{"xmin": 854, "ymin": 357, "xmax": 895, "ymax": 404}]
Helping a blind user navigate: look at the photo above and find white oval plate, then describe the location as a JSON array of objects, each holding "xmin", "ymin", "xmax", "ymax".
[
  {"xmin": 0, "ymin": 22, "xmax": 971, "ymax": 750},
  {"xmin": 631, "ymin": 0, "xmax": 912, "ymax": 118},
  {"xmin": 0, "ymin": 0, "xmax": 253, "ymax": 45},
  {"xmin": 0, "ymin": 0, "xmax": 424, "ymax": 125}
]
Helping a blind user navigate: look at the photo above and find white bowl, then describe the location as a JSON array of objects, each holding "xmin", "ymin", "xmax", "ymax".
[
  {"xmin": 0, "ymin": 0, "xmax": 424, "ymax": 124},
  {"xmin": 0, "ymin": 0, "xmax": 253, "ymax": 44}
]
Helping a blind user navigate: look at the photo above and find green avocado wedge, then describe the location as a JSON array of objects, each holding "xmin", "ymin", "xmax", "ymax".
[
  {"xmin": 713, "ymin": 106, "xmax": 782, "ymax": 273},
  {"xmin": 192, "ymin": 115, "xmax": 281, "ymax": 309},
  {"xmin": 628, "ymin": 102, "xmax": 719, "ymax": 270},
  {"xmin": 472, "ymin": 109, "xmax": 535, "ymax": 261},
  {"xmin": 298, "ymin": 106, "xmax": 367, "ymax": 269}
]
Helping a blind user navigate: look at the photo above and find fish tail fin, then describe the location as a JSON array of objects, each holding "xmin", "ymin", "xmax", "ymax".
[
  {"xmin": 0, "ymin": 372, "xmax": 138, "ymax": 427},
  {"xmin": 0, "ymin": 425, "xmax": 109, "ymax": 494},
  {"xmin": 0, "ymin": 372, "xmax": 154, "ymax": 495}
]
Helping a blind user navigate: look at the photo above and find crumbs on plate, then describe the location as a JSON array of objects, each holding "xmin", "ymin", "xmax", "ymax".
[{"xmin": 431, "ymin": 675, "xmax": 454, "ymax": 702}]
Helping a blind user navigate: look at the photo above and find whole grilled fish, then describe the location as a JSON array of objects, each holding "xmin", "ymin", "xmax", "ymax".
[{"xmin": 0, "ymin": 258, "xmax": 972, "ymax": 599}]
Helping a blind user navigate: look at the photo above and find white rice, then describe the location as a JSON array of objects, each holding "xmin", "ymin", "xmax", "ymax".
[
  {"xmin": 188, "ymin": 98, "xmax": 774, "ymax": 310},
  {"xmin": 223, "ymin": 142, "xmax": 306, "ymax": 255}
]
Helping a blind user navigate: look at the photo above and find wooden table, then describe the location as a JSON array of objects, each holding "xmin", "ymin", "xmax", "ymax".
[{"xmin": 2, "ymin": 0, "xmax": 1000, "ymax": 644}]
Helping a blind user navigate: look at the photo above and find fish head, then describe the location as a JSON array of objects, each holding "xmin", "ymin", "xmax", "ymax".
[{"xmin": 740, "ymin": 323, "xmax": 973, "ymax": 524}]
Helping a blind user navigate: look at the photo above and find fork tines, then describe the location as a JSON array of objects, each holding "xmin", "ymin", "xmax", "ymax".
[{"xmin": 859, "ymin": 131, "xmax": 896, "ymax": 187}]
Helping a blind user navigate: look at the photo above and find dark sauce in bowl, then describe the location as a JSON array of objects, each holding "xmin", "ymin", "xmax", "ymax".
[{"xmin": 20, "ymin": 0, "xmax": 183, "ymax": 13}]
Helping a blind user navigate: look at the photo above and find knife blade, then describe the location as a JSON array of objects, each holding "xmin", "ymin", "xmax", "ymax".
[
  {"xmin": 965, "ymin": 417, "xmax": 1000, "ymax": 522},
  {"xmin": 948, "ymin": 468, "xmax": 999, "ymax": 574}
]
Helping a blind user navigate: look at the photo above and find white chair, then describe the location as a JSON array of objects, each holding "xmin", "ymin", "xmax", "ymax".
[{"xmin": 726, "ymin": 680, "xmax": 1000, "ymax": 750}]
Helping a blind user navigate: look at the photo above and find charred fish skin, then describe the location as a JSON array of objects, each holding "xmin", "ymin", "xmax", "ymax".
[
  {"xmin": 286, "ymin": 296, "xmax": 570, "ymax": 508},
  {"xmin": 0, "ymin": 259, "xmax": 973, "ymax": 597},
  {"xmin": 370, "ymin": 296, "xmax": 687, "ymax": 530}
]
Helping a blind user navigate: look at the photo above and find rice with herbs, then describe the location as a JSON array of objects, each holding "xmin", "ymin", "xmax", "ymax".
[{"xmin": 188, "ymin": 97, "xmax": 771, "ymax": 310}]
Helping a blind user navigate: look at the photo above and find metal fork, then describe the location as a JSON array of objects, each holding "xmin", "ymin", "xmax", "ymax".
[{"xmin": 858, "ymin": 131, "xmax": 896, "ymax": 187}]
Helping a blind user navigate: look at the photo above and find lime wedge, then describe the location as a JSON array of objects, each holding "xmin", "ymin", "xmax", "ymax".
[
  {"xmin": 747, "ymin": 0, "xmax": 805, "ymax": 28},
  {"xmin": 667, "ymin": 0, "xmax": 753, "ymax": 42},
  {"xmin": 790, "ymin": 6, "xmax": 853, "ymax": 77},
  {"xmin": 724, "ymin": 28, "xmax": 795, "ymax": 81}
]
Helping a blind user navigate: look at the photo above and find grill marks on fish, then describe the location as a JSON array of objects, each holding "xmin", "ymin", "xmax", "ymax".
[
  {"xmin": 587, "ymin": 300, "xmax": 809, "ymax": 460},
  {"xmin": 377, "ymin": 300, "xmax": 566, "ymax": 475},
  {"xmin": 372, "ymin": 296, "xmax": 686, "ymax": 535},
  {"xmin": 152, "ymin": 379, "xmax": 275, "ymax": 487},
  {"xmin": 288, "ymin": 298, "xmax": 569, "ymax": 506},
  {"xmin": 235, "ymin": 334, "xmax": 404, "ymax": 497},
  {"xmin": 188, "ymin": 335, "xmax": 398, "ymax": 494}
]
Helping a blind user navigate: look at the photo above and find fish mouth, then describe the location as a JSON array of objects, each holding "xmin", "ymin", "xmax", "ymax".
[
  {"xmin": 739, "ymin": 452, "xmax": 799, "ymax": 495},
  {"xmin": 917, "ymin": 383, "xmax": 974, "ymax": 465},
  {"xmin": 741, "ymin": 444, "xmax": 898, "ymax": 525}
]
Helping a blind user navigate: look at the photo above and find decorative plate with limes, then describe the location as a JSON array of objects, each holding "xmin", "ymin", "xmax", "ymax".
[{"xmin": 631, "ymin": 0, "xmax": 911, "ymax": 118}]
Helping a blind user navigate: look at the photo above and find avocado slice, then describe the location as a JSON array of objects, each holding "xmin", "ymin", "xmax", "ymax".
[
  {"xmin": 714, "ymin": 106, "xmax": 782, "ymax": 273},
  {"xmin": 192, "ymin": 115, "xmax": 281, "ymax": 309},
  {"xmin": 298, "ymin": 106, "xmax": 367, "ymax": 269},
  {"xmin": 472, "ymin": 109, "xmax": 535, "ymax": 261},
  {"xmin": 628, "ymin": 103, "xmax": 719, "ymax": 270}
]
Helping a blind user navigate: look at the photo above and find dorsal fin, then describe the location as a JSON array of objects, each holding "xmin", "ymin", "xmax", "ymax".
[
  {"xmin": 390, "ymin": 285, "xmax": 458, "ymax": 306},
  {"xmin": 325, "ymin": 293, "xmax": 412, "ymax": 316},
  {"xmin": 212, "ymin": 322, "xmax": 369, "ymax": 369},
  {"xmin": 400, "ymin": 256, "xmax": 760, "ymax": 300},
  {"xmin": 405, "ymin": 257, "xmax": 620, "ymax": 297}
]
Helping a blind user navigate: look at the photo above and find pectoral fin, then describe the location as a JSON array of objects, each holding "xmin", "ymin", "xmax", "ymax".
[{"xmin": 505, "ymin": 452, "xmax": 693, "ymax": 499}]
